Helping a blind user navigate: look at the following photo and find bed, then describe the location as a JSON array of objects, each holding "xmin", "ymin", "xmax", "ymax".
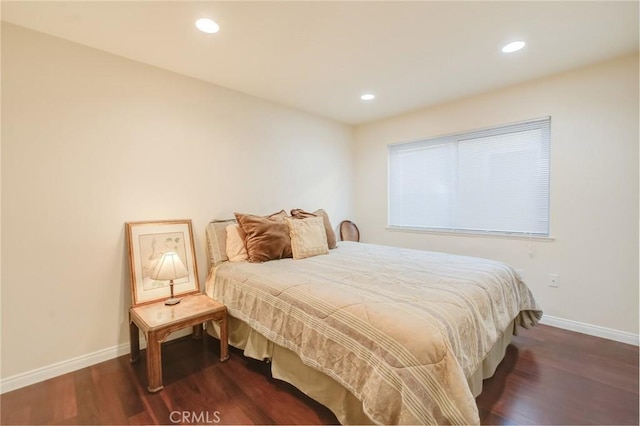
[{"xmin": 204, "ymin": 218, "xmax": 542, "ymax": 425}]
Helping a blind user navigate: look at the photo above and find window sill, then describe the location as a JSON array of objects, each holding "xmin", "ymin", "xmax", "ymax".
[{"xmin": 386, "ymin": 226, "xmax": 555, "ymax": 242}]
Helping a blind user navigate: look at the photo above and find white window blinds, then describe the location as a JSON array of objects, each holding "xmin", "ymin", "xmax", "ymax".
[{"xmin": 388, "ymin": 117, "xmax": 550, "ymax": 236}]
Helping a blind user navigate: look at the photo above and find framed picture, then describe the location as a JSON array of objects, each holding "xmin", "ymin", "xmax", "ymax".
[{"xmin": 126, "ymin": 219, "xmax": 200, "ymax": 306}]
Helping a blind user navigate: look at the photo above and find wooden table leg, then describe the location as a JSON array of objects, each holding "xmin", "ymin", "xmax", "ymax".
[
  {"xmin": 219, "ymin": 312, "xmax": 229, "ymax": 362},
  {"xmin": 192, "ymin": 324, "xmax": 203, "ymax": 339},
  {"xmin": 146, "ymin": 330, "xmax": 164, "ymax": 392},
  {"xmin": 129, "ymin": 319, "xmax": 140, "ymax": 363}
]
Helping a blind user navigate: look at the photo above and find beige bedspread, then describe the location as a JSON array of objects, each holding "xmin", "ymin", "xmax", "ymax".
[{"xmin": 206, "ymin": 242, "xmax": 542, "ymax": 425}]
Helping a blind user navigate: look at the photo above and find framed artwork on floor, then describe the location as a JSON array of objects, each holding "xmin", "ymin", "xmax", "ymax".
[{"xmin": 126, "ymin": 219, "xmax": 200, "ymax": 306}]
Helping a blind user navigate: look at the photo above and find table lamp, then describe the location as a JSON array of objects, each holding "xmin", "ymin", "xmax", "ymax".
[{"xmin": 150, "ymin": 251, "xmax": 189, "ymax": 305}]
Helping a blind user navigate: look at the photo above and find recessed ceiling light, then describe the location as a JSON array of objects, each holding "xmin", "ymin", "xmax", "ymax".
[
  {"xmin": 502, "ymin": 41, "xmax": 525, "ymax": 53},
  {"xmin": 195, "ymin": 18, "xmax": 220, "ymax": 34},
  {"xmin": 360, "ymin": 93, "xmax": 375, "ymax": 101}
]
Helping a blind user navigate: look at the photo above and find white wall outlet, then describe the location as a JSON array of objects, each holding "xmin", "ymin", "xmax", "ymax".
[{"xmin": 548, "ymin": 273, "xmax": 559, "ymax": 288}]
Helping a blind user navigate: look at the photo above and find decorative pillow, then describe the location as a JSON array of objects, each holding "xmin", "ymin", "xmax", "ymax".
[
  {"xmin": 225, "ymin": 224, "xmax": 248, "ymax": 262},
  {"xmin": 234, "ymin": 211, "xmax": 293, "ymax": 262},
  {"xmin": 290, "ymin": 208, "xmax": 337, "ymax": 249},
  {"xmin": 205, "ymin": 219, "xmax": 237, "ymax": 267},
  {"xmin": 285, "ymin": 216, "xmax": 329, "ymax": 260}
]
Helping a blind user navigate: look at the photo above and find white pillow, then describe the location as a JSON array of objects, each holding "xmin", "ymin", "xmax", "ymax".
[
  {"xmin": 225, "ymin": 224, "xmax": 248, "ymax": 262},
  {"xmin": 285, "ymin": 216, "xmax": 329, "ymax": 260}
]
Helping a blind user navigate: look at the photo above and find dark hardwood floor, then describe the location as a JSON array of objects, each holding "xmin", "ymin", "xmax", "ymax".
[{"xmin": 1, "ymin": 325, "xmax": 638, "ymax": 425}]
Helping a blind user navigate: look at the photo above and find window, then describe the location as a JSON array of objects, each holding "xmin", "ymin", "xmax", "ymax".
[{"xmin": 388, "ymin": 117, "xmax": 550, "ymax": 236}]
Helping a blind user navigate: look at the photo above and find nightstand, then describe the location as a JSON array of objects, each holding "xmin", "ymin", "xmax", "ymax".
[{"xmin": 129, "ymin": 293, "xmax": 229, "ymax": 392}]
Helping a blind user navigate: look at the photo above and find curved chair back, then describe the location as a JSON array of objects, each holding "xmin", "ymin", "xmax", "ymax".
[{"xmin": 339, "ymin": 220, "xmax": 360, "ymax": 242}]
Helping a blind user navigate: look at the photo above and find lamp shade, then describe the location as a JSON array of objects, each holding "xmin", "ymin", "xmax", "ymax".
[{"xmin": 150, "ymin": 251, "xmax": 189, "ymax": 281}]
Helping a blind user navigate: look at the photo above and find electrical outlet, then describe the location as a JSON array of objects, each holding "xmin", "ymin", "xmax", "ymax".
[{"xmin": 548, "ymin": 273, "xmax": 559, "ymax": 288}]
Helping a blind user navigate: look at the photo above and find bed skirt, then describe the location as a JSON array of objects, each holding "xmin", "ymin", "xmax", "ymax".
[{"xmin": 206, "ymin": 316, "xmax": 514, "ymax": 425}]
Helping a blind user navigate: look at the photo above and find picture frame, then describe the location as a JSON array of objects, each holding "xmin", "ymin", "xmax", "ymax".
[{"xmin": 126, "ymin": 219, "xmax": 200, "ymax": 306}]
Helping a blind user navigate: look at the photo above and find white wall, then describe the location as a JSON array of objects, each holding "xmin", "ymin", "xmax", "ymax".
[
  {"xmin": 1, "ymin": 24, "xmax": 353, "ymax": 379},
  {"xmin": 353, "ymin": 54, "xmax": 639, "ymax": 336}
]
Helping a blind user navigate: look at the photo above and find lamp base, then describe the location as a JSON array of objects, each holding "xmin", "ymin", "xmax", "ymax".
[{"xmin": 164, "ymin": 298, "xmax": 181, "ymax": 306}]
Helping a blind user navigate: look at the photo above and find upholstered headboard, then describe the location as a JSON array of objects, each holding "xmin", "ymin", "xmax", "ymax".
[{"xmin": 205, "ymin": 219, "xmax": 236, "ymax": 267}]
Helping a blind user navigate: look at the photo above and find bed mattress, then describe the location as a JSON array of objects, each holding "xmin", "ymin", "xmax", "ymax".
[{"xmin": 205, "ymin": 241, "xmax": 542, "ymax": 424}]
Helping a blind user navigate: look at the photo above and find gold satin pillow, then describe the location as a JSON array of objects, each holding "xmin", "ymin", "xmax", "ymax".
[
  {"xmin": 290, "ymin": 208, "xmax": 337, "ymax": 249},
  {"xmin": 225, "ymin": 224, "xmax": 248, "ymax": 262},
  {"xmin": 234, "ymin": 211, "xmax": 293, "ymax": 262}
]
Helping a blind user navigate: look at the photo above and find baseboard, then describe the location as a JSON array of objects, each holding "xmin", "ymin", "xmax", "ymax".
[
  {"xmin": 540, "ymin": 315, "xmax": 639, "ymax": 346},
  {"xmin": 0, "ymin": 329, "xmax": 192, "ymax": 394}
]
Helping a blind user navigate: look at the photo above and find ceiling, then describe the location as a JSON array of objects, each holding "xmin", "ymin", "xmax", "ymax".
[{"xmin": 2, "ymin": 1, "xmax": 638, "ymax": 125}]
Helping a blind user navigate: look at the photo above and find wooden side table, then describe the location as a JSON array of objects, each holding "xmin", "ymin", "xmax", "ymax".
[{"xmin": 129, "ymin": 293, "xmax": 229, "ymax": 392}]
